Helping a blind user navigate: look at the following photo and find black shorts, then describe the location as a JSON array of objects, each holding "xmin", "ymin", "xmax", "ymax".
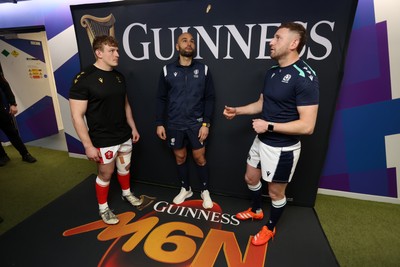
[{"xmin": 167, "ymin": 126, "xmax": 205, "ymax": 150}]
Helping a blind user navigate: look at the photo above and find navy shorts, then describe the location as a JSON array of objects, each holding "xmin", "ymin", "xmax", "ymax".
[{"xmin": 167, "ymin": 126, "xmax": 205, "ymax": 150}]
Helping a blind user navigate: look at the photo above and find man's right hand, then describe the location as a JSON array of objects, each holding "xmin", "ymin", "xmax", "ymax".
[
  {"xmin": 86, "ymin": 146, "xmax": 101, "ymax": 162},
  {"xmin": 9, "ymin": 105, "xmax": 18, "ymax": 115},
  {"xmin": 223, "ymin": 105, "xmax": 237, "ymax": 120},
  {"xmin": 156, "ymin": 126, "xmax": 166, "ymax": 140}
]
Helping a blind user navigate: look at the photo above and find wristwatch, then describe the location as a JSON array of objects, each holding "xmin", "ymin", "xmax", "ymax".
[
  {"xmin": 267, "ymin": 123, "xmax": 274, "ymax": 132},
  {"xmin": 202, "ymin": 122, "xmax": 211, "ymax": 128}
]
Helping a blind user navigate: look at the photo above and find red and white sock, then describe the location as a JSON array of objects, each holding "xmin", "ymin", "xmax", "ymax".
[
  {"xmin": 95, "ymin": 177, "xmax": 110, "ymax": 211},
  {"xmin": 117, "ymin": 172, "xmax": 131, "ymax": 196}
]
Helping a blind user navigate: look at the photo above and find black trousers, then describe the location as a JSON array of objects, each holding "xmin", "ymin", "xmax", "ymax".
[{"xmin": 0, "ymin": 106, "xmax": 28, "ymax": 157}]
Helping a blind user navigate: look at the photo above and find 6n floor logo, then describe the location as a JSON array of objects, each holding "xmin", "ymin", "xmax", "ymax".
[{"xmin": 63, "ymin": 200, "xmax": 268, "ymax": 267}]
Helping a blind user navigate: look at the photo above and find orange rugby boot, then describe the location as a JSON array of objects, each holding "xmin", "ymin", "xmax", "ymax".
[
  {"xmin": 251, "ymin": 226, "xmax": 276, "ymax": 246},
  {"xmin": 235, "ymin": 208, "xmax": 264, "ymax": 220}
]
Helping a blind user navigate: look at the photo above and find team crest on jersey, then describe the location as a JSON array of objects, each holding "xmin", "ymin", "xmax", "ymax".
[
  {"xmin": 173, "ymin": 72, "xmax": 178, "ymax": 77},
  {"xmin": 116, "ymin": 76, "xmax": 122, "ymax": 83},
  {"xmin": 98, "ymin": 78, "xmax": 103, "ymax": 83},
  {"xmin": 193, "ymin": 69, "xmax": 199, "ymax": 78},
  {"xmin": 282, "ymin": 74, "xmax": 291, "ymax": 83},
  {"xmin": 105, "ymin": 150, "xmax": 113, "ymax": 160}
]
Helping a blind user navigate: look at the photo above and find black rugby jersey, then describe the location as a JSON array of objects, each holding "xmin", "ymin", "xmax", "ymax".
[
  {"xmin": 69, "ymin": 65, "xmax": 132, "ymax": 147},
  {"xmin": 258, "ymin": 60, "xmax": 319, "ymax": 147}
]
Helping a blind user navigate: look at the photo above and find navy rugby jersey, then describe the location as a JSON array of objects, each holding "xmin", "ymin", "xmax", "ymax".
[
  {"xmin": 156, "ymin": 59, "xmax": 215, "ymax": 130},
  {"xmin": 258, "ymin": 59, "xmax": 319, "ymax": 147}
]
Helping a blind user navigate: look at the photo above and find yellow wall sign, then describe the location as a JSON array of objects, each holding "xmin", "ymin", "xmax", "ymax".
[{"xmin": 11, "ymin": 50, "xmax": 19, "ymax": 57}]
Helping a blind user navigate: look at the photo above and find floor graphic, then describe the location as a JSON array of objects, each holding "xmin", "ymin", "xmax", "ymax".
[{"xmin": 0, "ymin": 175, "xmax": 338, "ymax": 267}]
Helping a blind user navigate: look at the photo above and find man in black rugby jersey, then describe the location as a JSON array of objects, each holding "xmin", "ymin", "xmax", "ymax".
[
  {"xmin": 224, "ymin": 22, "xmax": 319, "ymax": 246},
  {"xmin": 69, "ymin": 35, "xmax": 142, "ymax": 225}
]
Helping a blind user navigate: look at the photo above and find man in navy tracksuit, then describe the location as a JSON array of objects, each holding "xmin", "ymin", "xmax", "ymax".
[{"xmin": 156, "ymin": 32, "xmax": 215, "ymax": 209}]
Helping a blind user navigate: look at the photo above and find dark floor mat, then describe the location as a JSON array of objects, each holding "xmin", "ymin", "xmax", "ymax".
[{"xmin": 0, "ymin": 174, "xmax": 338, "ymax": 267}]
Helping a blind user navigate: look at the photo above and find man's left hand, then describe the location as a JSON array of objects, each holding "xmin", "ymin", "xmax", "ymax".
[
  {"xmin": 198, "ymin": 126, "xmax": 209, "ymax": 143},
  {"xmin": 252, "ymin": 119, "xmax": 268, "ymax": 134}
]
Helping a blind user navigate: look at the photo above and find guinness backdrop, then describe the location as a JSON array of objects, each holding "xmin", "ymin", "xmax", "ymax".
[{"xmin": 71, "ymin": 0, "xmax": 358, "ymax": 207}]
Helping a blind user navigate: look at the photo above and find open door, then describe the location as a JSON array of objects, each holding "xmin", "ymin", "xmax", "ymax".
[{"xmin": 0, "ymin": 27, "xmax": 60, "ymax": 143}]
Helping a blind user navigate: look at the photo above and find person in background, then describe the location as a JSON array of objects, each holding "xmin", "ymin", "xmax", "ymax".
[
  {"xmin": 0, "ymin": 61, "xmax": 37, "ymax": 166},
  {"xmin": 69, "ymin": 35, "xmax": 142, "ymax": 225},
  {"xmin": 156, "ymin": 32, "xmax": 216, "ymax": 209},
  {"xmin": 223, "ymin": 22, "xmax": 319, "ymax": 246}
]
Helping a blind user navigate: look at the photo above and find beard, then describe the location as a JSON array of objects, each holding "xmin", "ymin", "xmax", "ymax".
[
  {"xmin": 270, "ymin": 50, "xmax": 279, "ymax": 60},
  {"xmin": 179, "ymin": 49, "xmax": 195, "ymax": 58}
]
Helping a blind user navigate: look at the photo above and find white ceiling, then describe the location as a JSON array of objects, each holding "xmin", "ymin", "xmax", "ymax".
[{"xmin": 0, "ymin": 0, "xmax": 30, "ymax": 3}]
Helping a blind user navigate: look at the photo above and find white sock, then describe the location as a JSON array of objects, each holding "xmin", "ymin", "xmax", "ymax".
[
  {"xmin": 99, "ymin": 203, "xmax": 108, "ymax": 212},
  {"xmin": 122, "ymin": 189, "xmax": 131, "ymax": 196}
]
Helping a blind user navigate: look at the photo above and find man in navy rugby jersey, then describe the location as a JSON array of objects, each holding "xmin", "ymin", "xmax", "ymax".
[{"xmin": 224, "ymin": 22, "xmax": 319, "ymax": 245}]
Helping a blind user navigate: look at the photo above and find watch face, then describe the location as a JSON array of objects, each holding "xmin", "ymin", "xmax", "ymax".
[{"xmin": 268, "ymin": 124, "xmax": 274, "ymax": 132}]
